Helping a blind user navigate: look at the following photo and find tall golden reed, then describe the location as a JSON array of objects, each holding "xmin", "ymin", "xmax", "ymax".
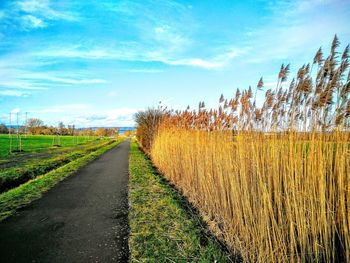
[
  {"xmin": 152, "ymin": 130, "xmax": 349, "ymax": 262},
  {"xmin": 136, "ymin": 36, "xmax": 350, "ymax": 262}
]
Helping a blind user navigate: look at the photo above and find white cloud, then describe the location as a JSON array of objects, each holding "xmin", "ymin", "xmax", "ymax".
[
  {"xmin": 37, "ymin": 48, "xmax": 114, "ymax": 59},
  {"xmin": 0, "ymin": 65, "xmax": 107, "ymax": 95},
  {"xmin": 107, "ymin": 91, "xmax": 118, "ymax": 97},
  {"xmin": 146, "ymin": 47, "xmax": 242, "ymax": 69},
  {"xmin": 153, "ymin": 25, "xmax": 190, "ymax": 51},
  {"xmin": 21, "ymin": 15, "xmax": 45, "ymax": 29},
  {"xmin": 127, "ymin": 69, "xmax": 163, "ymax": 73},
  {"xmin": 32, "ymin": 104, "xmax": 91, "ymax": 114},
  {"xmin": 164, "ymin": 58, "xmax": 220, "ymax": 69},
  {"xmin": 37, "ymin": 45, "xmax": 243, "ymax": 70},
  {"xmin": 0, "ymin": 0, "xmax": 78, "ymax": 32},
  {"xmin": 0, "ymin": 81, "xmax": 48, "ymax": 90},
  {"xmin": 20, "ymin": 74, "xmax": 107, "ymax": 85},
  {"xmin": 17, "ymin": 0, "xmax": 77, "ymax": 21},
  {"xmin": 0, "ymin": 90, "xmax": 29, "ymax": 97},
  {"xmin": 18, "ymin": 0, "xmax": 49, "ymax": 13},
  {"xmin": 11, "ymin": 108, "xmax": 21, "ymax": 113}
]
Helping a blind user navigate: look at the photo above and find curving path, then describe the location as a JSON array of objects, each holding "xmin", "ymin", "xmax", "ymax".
[{"xmin": 0, "ymin": 140, "xmax": 130, "ymax": 263}]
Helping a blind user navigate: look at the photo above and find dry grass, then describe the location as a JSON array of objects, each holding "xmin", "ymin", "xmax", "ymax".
[{"xmin": 137, "ymin": 36, "xmax": 350, "ymax": 262}]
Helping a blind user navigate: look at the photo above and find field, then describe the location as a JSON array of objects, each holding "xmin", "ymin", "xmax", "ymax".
[
  {"xmin": 0, "ymin": 134, "xmax": 97, "ymax": 158},
  {"xmin": 0, "ymin": 135, "xmax": 114, "ymax": 211},
  {"xmin": 0, "ymin": 139, "xmax": 121, "ymax": 221},
  {"xmin": 0, "ymin": 139, "xmax": 115, "ymax": 193}
]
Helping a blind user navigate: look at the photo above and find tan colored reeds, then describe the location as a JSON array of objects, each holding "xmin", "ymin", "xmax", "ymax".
[
  {"xmin": 136, "ymin": 36, "xmax": 350, "ymax": 262},
  {"xmin": 152, "ymin": 130, "xmax": 349, "ymax": 262}
]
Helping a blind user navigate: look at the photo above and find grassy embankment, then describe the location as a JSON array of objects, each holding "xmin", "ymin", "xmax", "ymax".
[
  {"xmin": 128, "ymin": 141, "xmax": 233, "ymax": 262},
  {"xmin": 0, "ymin": 139, "xmax": 121, "ymax": 221}
]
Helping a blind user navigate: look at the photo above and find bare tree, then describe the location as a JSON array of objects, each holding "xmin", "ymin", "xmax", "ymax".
[{"xmin": 26, "ymin": 118, "xmax": 44, "ymax": 134}]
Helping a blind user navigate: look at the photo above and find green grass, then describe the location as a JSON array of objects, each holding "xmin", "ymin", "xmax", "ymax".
[
  {"xmin": 0, "ymin": 140, "xmax": 121, "ymax": 221},
  {"xmin": 0, "ymin": 134, "xmax": 98, "ymax": 158},
  {"xmin": 129, "ymin": 141, "xmax": 233, "ymax": 262},
  {"xmin": 0, "ymin": 140, "xmax": 114, "ymax": 193}
]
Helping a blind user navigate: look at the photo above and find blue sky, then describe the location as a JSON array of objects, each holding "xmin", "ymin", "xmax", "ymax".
[{"xmin": 0, "ymin": 0, "xmax": 349, "ymax": 127}]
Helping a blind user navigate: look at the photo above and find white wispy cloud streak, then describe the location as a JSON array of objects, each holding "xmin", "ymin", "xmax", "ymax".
[
  {"xmin": 21, "ymin": 15, "xmax": 45, "ymax": 28},
  {"xmin": 17, "ymin": 0, "xmax": 78, "ymax": 21},
  {"xmin": 0, "ymin": 64, "xmax": 107, "ymax": 96},
  {"xmin": 20, "ymin": 74, "xmax": 107, "ymax": 85},
  {"xmin": 0, "ymin": 90, "xmax": 30, "ymax": 97},
  {"xmin": 0, "ymin": 0, "xmax": 78, "ymax": 30},
  {"xmin": 36, "ymin": 45, "xmax": 243, "ymax": 69}
]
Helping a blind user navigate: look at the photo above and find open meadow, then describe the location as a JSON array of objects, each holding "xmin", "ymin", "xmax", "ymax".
[{"xmin": 0, "ymin": 134, "xmax": 97, "ymax": 158}]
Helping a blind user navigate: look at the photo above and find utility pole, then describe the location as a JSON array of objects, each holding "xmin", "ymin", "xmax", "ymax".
[
  {"xmin": 25, "ymin": 112, "xmax": 28, "ymax": 138},
  {"xmin": 9, "ymin": 113, "xmax": 12, "ymax": 154},
  {"xmin": 73, "ymin": 124, "xmax": 77, "ymax": 145},
  {"xmin": 58, "ymin": 122, "xmax": 61, "ymax": 146},
  {"xmin": 16, "ymin": 112, "xmax": 22, "ymax": 152}
]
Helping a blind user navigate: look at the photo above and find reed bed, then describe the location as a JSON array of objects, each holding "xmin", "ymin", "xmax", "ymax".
[{"xmin": 137, "ymin": 36, "xmax": 350, "ymax": 262}]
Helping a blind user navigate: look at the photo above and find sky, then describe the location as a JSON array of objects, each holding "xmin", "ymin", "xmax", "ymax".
[{"xmin": 0, "ymin": 0, "xmax": 349, "ymax": 127}]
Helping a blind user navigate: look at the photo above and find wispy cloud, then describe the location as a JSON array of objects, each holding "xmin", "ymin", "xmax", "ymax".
[
  {"xmin": 36, "ymin": 44, "xmax": 243, "ymax": 69},
  {"xmin": 0, "ymin": 81, "xmax": 48, "ymax": 90},
  {"xmin": 126, "ymin": 69, "xmax": 164, "ymax": 73},
  {"xmin": 31, "ymin": 104, "xmax": 91, "ymax": 114},
  {"xmin": 20, "ymin": 74, "xmax": 107, "ymax": 85},
  {"xmin": 148, "ymin": 48, "xmax": 242, "ymax": 69},
  {"xmin": 16, "ymin": 0, "xmax": 78, "ymax": 21},
  {"xmin": 21, "ymin": 15, "xmax": 46, "ymax": 29},
  {"xmin": 11, "ymin": 108, "xmax": 21, "ymax": 113},
  {"xmin": 0, "ymin": 0, "xmax": 78, "ymax": 32},
  {"xmin": 0, "ymin": 90, "xmax": 29, "ymax": 97},
  {"xmin": 0, "ymin": 65, "xmax": 107, "ymax": 98}
]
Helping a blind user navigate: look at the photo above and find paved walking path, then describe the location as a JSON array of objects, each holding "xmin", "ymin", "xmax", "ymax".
[{"xmin": 0, "ymin": 140, "xmax": 130, "ymax": 263}]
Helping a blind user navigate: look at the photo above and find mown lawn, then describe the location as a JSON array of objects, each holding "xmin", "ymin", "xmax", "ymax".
[
  {"xmin": 0, "ymin": 134, "xmax": 97, "ymax": 158},
  {"xmin": 128, "ymin": 141, "xmax": 234, "ymax": 262}
]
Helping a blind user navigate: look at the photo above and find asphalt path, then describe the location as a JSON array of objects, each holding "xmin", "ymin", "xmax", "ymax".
[{"xmin": 0, "ymin": 139, "xmax": 130, "ymax": 263}]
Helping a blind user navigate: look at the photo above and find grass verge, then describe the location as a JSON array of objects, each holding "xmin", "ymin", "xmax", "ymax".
[
  {"xmin": 0, "ymin": 140, "xmax": 121, "ymax": 221},
  {"xmin": 128, "ymin": 141, "xmax": 234, "ymax": 262}
]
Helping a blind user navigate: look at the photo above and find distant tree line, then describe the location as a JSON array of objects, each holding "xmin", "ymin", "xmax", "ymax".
[
  {"xmin": 0, "ymin": 123, "xmax": 8, "ymax": 134},
  {"xmin": 0, "ymin": 118, "xmax": 120, "ymax": 137}
]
